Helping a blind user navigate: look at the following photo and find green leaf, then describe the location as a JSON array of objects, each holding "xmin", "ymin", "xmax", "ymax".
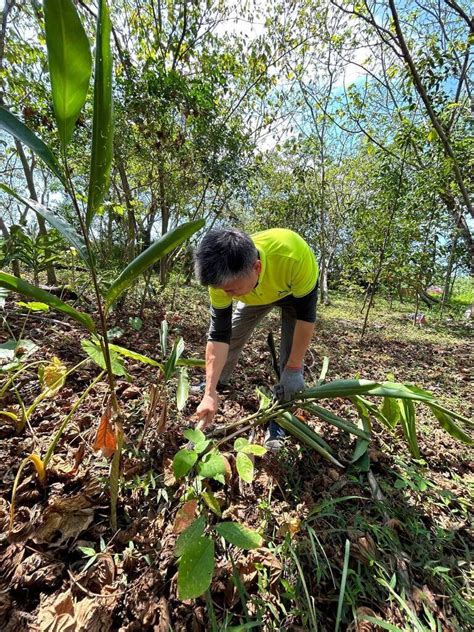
[
  {"xmin": 0, "ymin": 272, "xmax": 95, "ymax": 331},
  {"xmin": 108, "ymin": 342, "xmax": 162, "ymax": 367},
  {"xmin": 0, "ymin": 339, "xmax": 39, "ymax": 362},
  {"xmin": 128, "ymin": 316, "xmax": 143, "ymax": 331},
  {"xmin": 44, "ymin": 0, "xmax": 92, "ymax": 148},
  {"xmin": 234, "ymin": 438, "xmax": 249, "ymax": 452},
  {"xmin": 380, "ymin": 397, "xmax": 401, "ymax": 428},
  {"xmin": 105, "ymin": 220, "xmax": 204, "ymax": 307},
  {"xmin": 163, "ymin": 337, "xmax": 184, "ymax": 380},
  {"xmin": 160, "ymin": 320, "xmax": 169, "ymax": 357},
  {"xmin": 176, "ymin": 358, "xmax": 205, "ymax": 368},
  {"xmin": 429, "ymin": 407, "xmax": 473, "ymax": 445},
  {"xmin": 201, "ymin": 490, "xmax": 222, "ymax": 516},
  {"xmin": 245, "ymin": 444, "xmax": 267, "ymax": 457},
  {"xmin": 175, "ymin": 515, "xmax": 206, "ymax": 557},
  {"xmin": 176, "ymin": 367, "xmax": 189, "ymax": 412},
  {"xmin": 0, "ymin": 107, "xmax": 65, "ymax": 183},
  {"xmin": 183, "ymin": 428, "xmax": 206, "ymax": 444},
  {"xmin": 236, "ymin": 452, "xmax": 254, "ymax": 483},
  {"xmin": 107, "ymin": 326, "xmax": 124, "ymax": 340},
  {"xmin": 86, "ymin": 0, "xmax": 113, "ymax": 228},
  {"xmin": 177, "ymin": 536, "xmax": 215, "ymax": 600},
  {"xmin": 78, "ymin": 546, "xmax": 96, "ymax": 557},
  {"xmin": 16, "ymin": 301, "xmax": 50, "ymax": 312},
  {"xmin": 302, "ymin": 379, "xmax": 380, "ymax": 399},
  {"xmin": 197, "ymin": 451, "xmax": 226, "ymax": 480},
  {"xmin": 398, "ymin": 399, "xmax": 420, "ymax": 458},
  {"xmin": 173, "ymin": 449, "xmax": 198, "ymax": 479},
  {"xmin": 81, "ymin": 338, "xmax": 128, "ymax": 376},
  {"xmin": 0, "ymin": 184, "xmax": 91, "ymax": 266},
  {"xmin": 214, "ymin": 522, "xmax": 263, "ymax": 549},
  {"xmin": 256, "ymin": 386, "xmax": 272, "ymax": 410}
]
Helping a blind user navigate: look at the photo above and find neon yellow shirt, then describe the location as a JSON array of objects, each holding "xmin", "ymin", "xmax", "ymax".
[{"xmin": 209, "ymin": 228, "xmax": 319, "ymax": 309}]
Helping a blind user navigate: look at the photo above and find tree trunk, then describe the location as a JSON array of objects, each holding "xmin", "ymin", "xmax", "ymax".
[
  {"xmin": 15, "ymin": 140, "xmax": 57, "ymax": 285},
  {"xmin": 117, "ymin": 158, "xmax": 136, "ymax": 261}
]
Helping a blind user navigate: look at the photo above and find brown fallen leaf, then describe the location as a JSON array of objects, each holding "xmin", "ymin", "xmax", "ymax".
[
  {"xmin": 163, "ymin": 458, "xmax": 177, "ymax": 487},
  {"xmin": 33, "ymin": 494, "xmax": 95, "ymax": 546},
  {"xmin": 12, "ymin": 552, "xmax": 64, "ymax": 589},
  {"xmin": 153, "ymin": 596, "xmax": 171, "ymax": 632},
  {"xmin": 37, "ymin": 589, "xmax": 113, "ymax": 632},
  {"xmin": 121, "ymin": 385, "xmax": 141, "ymax": 399}
]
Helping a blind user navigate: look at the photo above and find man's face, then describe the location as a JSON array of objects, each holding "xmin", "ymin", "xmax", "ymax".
[{"xmin": 219, "ymin": 259, "xmax": 262, "ymax": 297}]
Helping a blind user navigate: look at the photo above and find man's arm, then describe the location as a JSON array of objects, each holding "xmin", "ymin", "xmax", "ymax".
[
  {"xmin": 196, "ymin": 341, "xmax": 229, "ymax": 429},
  {"xmin": 285, "ymin": 320, "xmax": 315, "ymax": 368}
]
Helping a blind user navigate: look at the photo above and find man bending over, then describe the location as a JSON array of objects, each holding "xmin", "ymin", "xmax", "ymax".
[{"xmin": 193, "ymin": 227, "xmax": 318, "ymax": 450}]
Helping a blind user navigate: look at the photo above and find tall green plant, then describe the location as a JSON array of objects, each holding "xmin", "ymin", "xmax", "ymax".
[{"xmin": 0, "ymin": 0, "xmax": 204, "ymax": 529}]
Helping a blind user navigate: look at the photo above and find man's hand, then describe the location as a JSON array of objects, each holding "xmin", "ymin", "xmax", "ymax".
[
  {"xmin": 276, "ymin": 366, "xmax": 305, "ymax": 401},
  {"xmin": 195, "ymin": 391, "xmax": 219, "ymax": 430}
]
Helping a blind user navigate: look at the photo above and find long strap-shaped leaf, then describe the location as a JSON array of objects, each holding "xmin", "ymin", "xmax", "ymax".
[
  {"xmin": 0, "ymin": 107, "xmax": 65, "ymax": 184},
  {"xmin": 0, "ymin": 272, "xmax": 95, "ymax": 332},
  {"xmin": 105, "ymin": 219, "xmax": 205, "ymax": 307},
  {"xmin": 0, "ymin": 184, "xmax": 92, "ymax": 267},
  {"xmin": 44, "ymin": 0, "xmax": 92, "ymax": 148},
  {"xmin": 86, "ymin": 0, "xmax": 113, "ymax": 229}
]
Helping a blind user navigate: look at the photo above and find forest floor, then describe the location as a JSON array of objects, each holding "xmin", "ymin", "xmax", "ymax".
[{"xmin": 0, "ymin": 284, "xmax": 472, "ymax": 631}]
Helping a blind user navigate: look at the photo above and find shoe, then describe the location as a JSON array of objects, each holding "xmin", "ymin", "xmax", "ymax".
[{"xmin": 264, "ymin": 420, "xmax": 286, "ymax": 451}]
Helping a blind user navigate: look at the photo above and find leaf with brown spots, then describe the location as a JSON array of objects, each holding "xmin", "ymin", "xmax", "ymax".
[{"xmin": 173, "ymin": 499, "xmax": 198, "ymax": 533}]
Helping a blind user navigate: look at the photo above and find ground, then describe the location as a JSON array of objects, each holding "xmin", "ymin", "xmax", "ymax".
[{"xmin": 0, "ymin": 284, "xmax": 472, "ymax": 631}]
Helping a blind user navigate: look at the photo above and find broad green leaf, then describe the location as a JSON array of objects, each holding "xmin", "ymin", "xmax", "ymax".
[
  {"xmin": 236, "ymin": 452, "xmax": 254, "ymax": 483},
  {"xmin": 173, "ymin": 449, "xmax": 198, "ymax": 479},
  {"xmin": 177, "ymin": 536, "xmax": 214, "ymax": 600},
  {"xmin": 86, "ymin": 0, "xmax": 113, "ymax": 228},
  {"xmin": 197, "ymin": 451, "xmax": 226, "ymax": 480},
  {"xmin": 107, "ymin": 327, "xmax": 124, "ymax": 340},
  {"xmin": 176, "ymin": 367, "xmax": 189, "ymax": 411},
  {"xmin": 0, "ymin": 107, "xmax": 64, "ymax": 183},
  {"xmin": 194, "ymin": 439, "xmax": 211, "ymax": 454},
  {"xmin": 16, "ymin": 301, "xmax": 50, "ymax": 312},
  {"xmin": 201, "ymin": 490, "xmax": 221, "ymax": 516},
  {"xmin": 44, "ymin": 0, "xmax": 92, "ymax": 147},
  {"xmin": 175, "ymin": 515, "xmax": 206, "ymax": 558},
  {"xmin": 302, "ymin": 402, "xmax": 370, "ymax": 439},
  {"xmin": 0, "ymin": 184, "xmax": 91, "ymax": 266},
  {"xmin": 0, "ymin": 272, "xmax": 95, "ymax": 331},
  {"xmin": 108, "ymin": 342, "xmax": 162, "ymax": 368},
  {"xmin": 163, "ymin": 337, "xmax": 184, "ymax": 380},
  {"xmin": 398, "ymin": 399, "xmax": 420, "ymax": 458},
  {"xmin": 245, "ymin": 444, "xmax": 267, "ymax": 457},
  {"xmin": 81, "ymin": 339, "xmax": 128, "ymax": 376},
  {"xmin": 429, "ymin": 407, "xmax": 473, "ymax": 445},
  {"xmin": 105, "ymin": 219, "xmax": 204, "ymax": 307},
  {"xmin": 380, "ymin": 397, "xmax": 401, "ymax": 428},
  {"xmin": 302, "ymin": 379, "xmax": 380, "ymax": 399},
  {"xmin": 128, "ymin": 316, "xmax": 143, "ymax": 331},
  {"xmin": 183, "ymin": 428, "xmax": 206, "ymax": 444},
  {"xmin": 0, "ymin": 339, "xmax": 38, "ymax": 362},
  {"xmin": 234, "ymin": 438, "xmax": 249, "ymax": 452},
  {"xmin": 256, "ymin": 386, "xmax": 272, "ymax": 410},
  {"xmin": 215, "ymin": 522, "xmax": 263, "ymax": 549}
]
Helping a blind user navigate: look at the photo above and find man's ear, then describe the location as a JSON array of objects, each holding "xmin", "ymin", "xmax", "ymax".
[{"xmin": 255, "ymin": 259, "xmax": 262, "ymax": 274}]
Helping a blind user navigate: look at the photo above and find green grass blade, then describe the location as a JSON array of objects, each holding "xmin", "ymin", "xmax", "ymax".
[
  {"xmin": 398, "ymin": 399, "xmax": 420, "ymax": 458},
  {"xmin": 0, "ymin": 271, "xmax": 95, "ymax": 332},
  {"xmin": 429, "ymin": 406, "xmax": 473, "ymax": 444},
  {"xmin": 0, "ymin": 107, "xmax": 65, "ymax": 184},
  {"xmin": 335, "ymin": 539, "xmax": 351, "ymax": 632},
  {"xmin": 105, "ymin": 219, "xmax": 204, "ymax": 307},
  {"xmin": 44, "ymin": 0, "xmax": 92, "ymax": 148},
  {"xmin": 86, "ymin": 0, "xmax": 113, "ymax": 228}
]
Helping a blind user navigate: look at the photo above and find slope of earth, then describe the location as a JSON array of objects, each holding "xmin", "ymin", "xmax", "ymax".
[{"xmin": 0, "ymin": 285, "xmax": 472, "ymax": 631}]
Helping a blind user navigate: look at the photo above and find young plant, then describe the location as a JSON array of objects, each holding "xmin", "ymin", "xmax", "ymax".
[
  {"xmin": 171, "ymin": 429, "xmax": 267, "ymax": 600},
  {"xmin": 0, "ymin": 0, "xmax": 204, "ymax": 528}
]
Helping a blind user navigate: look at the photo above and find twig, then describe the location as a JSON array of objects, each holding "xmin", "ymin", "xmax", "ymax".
[{"xmin": 67, "ymin": 569, "xmax": 122, "ymax": 600}]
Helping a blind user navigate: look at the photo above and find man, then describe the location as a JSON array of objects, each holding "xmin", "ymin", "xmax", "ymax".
[{"xmin": 193, "ymin": 227, "xmax": 318, "ymax": 449}]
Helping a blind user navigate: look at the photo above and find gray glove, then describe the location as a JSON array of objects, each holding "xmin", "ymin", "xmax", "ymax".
[{"xmin": 275, "ymin": 366, "xmax": 305, "ymax": 402}]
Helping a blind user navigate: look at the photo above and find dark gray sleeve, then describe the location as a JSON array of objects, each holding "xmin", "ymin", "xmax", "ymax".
[
  {"xmin": 208, "ymin": 305, "xmax": 232, "ymax": 343},
  {"xmin": 290, "ymin": 283, "xmax": 318, "ymax": 322}
]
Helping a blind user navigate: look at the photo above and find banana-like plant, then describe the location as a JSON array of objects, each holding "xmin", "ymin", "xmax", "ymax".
[
  {"xmin": 0, "ymin": 0, "xmax": 204, "ymax": 529},
  {"xmin": 212, "ymin": 373, "xmax": 472, "ymax": 466}
]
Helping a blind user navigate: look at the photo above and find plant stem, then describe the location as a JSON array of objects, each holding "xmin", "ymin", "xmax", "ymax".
[{"xmin": 43, "ymin": 370, "xmax": 105, "ymax": 467}]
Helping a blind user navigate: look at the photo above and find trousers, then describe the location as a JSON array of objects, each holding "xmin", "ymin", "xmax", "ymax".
[{"xmin": 219, "ymin": 302, "xmax": 297, "ymax": 384}]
